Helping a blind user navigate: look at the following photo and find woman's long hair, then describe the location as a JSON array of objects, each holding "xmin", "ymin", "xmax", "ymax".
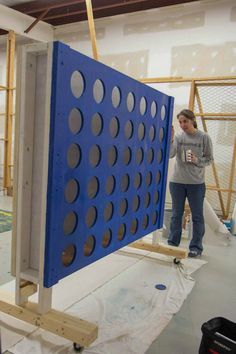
[{"xmin": 177, "ymin": 109, "xmax": 198, "ymax": 129}]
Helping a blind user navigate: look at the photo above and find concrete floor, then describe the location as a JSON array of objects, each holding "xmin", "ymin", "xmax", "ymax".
[
  {"xmin": 0, "ymin": 195, "xmax": 236, "ymax": 354},
  {"xmin": 146, "ymin": 228, "xmax": 236, "ymax": 354}
]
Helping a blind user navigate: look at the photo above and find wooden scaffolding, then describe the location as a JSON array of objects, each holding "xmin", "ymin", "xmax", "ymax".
[{"xmin": 141, "ymin": 76, "xmax": 236, "ymax": 219}]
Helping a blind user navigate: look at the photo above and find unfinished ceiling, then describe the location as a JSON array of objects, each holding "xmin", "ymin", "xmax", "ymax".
[{"xmin": 1, "ymin": 0, "xmax": 200, "ymax": 27}]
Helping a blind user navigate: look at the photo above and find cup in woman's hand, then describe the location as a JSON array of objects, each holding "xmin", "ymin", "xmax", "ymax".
[{"xmin": 186, "ymin": 149, "xmax": 192, "ymax": 162}]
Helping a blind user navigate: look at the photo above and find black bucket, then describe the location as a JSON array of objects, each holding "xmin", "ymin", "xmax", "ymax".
[{"xmin": 199, "ymin": 317, "xmax": 236, "ymax": 354}]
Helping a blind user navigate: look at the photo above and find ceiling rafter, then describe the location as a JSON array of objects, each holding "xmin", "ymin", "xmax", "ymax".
[
  {"xmin": 43, "ymin": 0, "xmax": 180, "ymax": 21},
  {"xmin": 24, "ymin": 8, "xmax": 50, "ymax": 33},
  {"xmin": 8, "ymin": 0, "xmax": 200, "ymax": 27},
  {"xmin": 11, "ymin": 0, "xmax": 85, "ymax": 14}
]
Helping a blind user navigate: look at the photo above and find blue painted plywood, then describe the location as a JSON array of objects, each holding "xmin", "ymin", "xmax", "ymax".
[{"xmin": 44, "ymin": 41, "xmax": 174, "ymax": 287}]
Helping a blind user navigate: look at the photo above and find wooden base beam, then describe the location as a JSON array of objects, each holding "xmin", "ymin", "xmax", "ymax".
[
  {"xmin": 0, "ymin": 298, "xmax": 98, "ymax": 347},
  {"xmin": 130, "ymin": 241, "xmax": 187, "ymax": 259}
]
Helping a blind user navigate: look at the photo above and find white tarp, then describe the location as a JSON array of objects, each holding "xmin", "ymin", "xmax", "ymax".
[{"xmin": 0, "ymin": 248, "xmax": 206, "ymax": 354}]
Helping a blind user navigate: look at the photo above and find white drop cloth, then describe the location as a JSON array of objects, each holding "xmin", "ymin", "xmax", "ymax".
[{"xmin": 0, "ymin": 248, "xmax": 206, "ymax": 354}]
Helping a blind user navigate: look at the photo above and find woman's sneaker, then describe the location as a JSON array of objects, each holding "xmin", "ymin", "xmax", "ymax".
[{"xmin": 188, "ymin": 250, "xmax": 201, "ymax": 258}]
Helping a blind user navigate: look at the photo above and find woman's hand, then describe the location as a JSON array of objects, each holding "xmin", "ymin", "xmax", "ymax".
[{"xmin": 190, "ymin": 153, "xmax": 198, "ymax": 164}]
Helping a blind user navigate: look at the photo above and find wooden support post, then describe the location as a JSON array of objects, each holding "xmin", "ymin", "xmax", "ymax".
[
  {"xmin": 85, "ymin": 0, "xmax": 99, "ymax": 60},
  {"xmin": 4, "ymin": 30, "xmax": 15, "ymax": 194},
  {"xmin": 130, "ymin": 241, "xmax": 187, "ymax": 259},
  {"xmin": 195, "ymin": 87, "xmax": 226, "ymax": 218},
  {"xmin": 226, "ymin": 138, "xmax": 236, "ymax": 217},
  {"xmin": 188, "ymin": 80, "xmax": 196, "ymax": 111},
  {"xmin": 188, "ymin": 81, "xmax": 196, "ymax": 229}
]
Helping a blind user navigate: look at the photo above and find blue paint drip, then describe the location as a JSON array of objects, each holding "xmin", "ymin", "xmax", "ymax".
[{"xmin": 155, "ymin": 284, "xmax": 167, "ymax": 290}]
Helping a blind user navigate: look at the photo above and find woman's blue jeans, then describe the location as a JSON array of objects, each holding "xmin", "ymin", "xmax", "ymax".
[{"xmin": 168, "ymin": 182, "xmax": 206, "ymax": 253}]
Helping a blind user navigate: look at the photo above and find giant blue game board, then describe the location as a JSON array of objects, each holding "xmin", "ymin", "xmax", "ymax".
[{"xmin": 44, "ymin": 42, "xmax": 174, "ymax": 287}]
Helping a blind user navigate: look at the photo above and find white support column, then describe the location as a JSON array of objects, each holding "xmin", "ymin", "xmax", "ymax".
[{"xmin": 14, "ymin": 43, "xmax": 53, "ymax": 313}]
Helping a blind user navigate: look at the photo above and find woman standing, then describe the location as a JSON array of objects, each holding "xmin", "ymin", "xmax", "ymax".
[{"xmin": 168, "ymin": 109, "xmax": 213, "ymax": 257}]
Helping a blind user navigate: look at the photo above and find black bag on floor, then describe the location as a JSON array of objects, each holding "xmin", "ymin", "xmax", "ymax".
[{"xmin": 199, "ymin": 317, "xmax": 236, "ymax": 354}]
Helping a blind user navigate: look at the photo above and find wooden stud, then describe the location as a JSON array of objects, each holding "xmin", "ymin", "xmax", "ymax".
[
  {"xmin": 188, "ymin": 80, "xmax": 196, "ymax": 111},
  {"xmin": 206, "ymin": 185, "xmax": 236, "ymax": 193},
  {"xmin": 130, "ymin": 241, "xmax": 187, "ymax": 259},
  {"xmin": 202, "ymin": 117, "xmax": 236, "ymax": 121},
  {"xmin": 85, "ymin": 0, "xmax": 99, "ymax": 60},
  {"xmin": 195, "ymin": 113, "xmax": 236, "ymax": 117},
  {"xmin": 196, "ymin": 82, "xmax": 236, "ymax": 86},
  {"xmin": 187, "ymin": 80, "xmax": 197, "ymax": 218},
  {"xmin": 0, "ymin": 112, "xmax": 15, "ymax": 116},
  {"xmin": 140, "ymin": 75, "xmax": 236, "ymax": 83},
  {"xmin": 226, "ymin": 138, "xmax": 236, "ymax": 217}
]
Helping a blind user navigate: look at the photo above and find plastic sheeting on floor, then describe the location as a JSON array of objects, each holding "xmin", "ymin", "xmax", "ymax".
[{"xmin": 0, "ymin": 247, "xmax": 206, "ymax": 354}]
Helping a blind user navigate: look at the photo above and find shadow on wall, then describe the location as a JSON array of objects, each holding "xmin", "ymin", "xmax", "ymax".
[
  {"xmin": 124, "ymin": 11, "xmax": 204, "ymax": 35},
  {"xmin": 171, "ymin": 42, "xmax": 236, "ymax": 79}
]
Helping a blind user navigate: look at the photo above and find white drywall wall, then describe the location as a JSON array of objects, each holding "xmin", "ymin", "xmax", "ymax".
[{"xmin": 54, "ymin": 0, "xmax": 236, "ymax": 205}]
